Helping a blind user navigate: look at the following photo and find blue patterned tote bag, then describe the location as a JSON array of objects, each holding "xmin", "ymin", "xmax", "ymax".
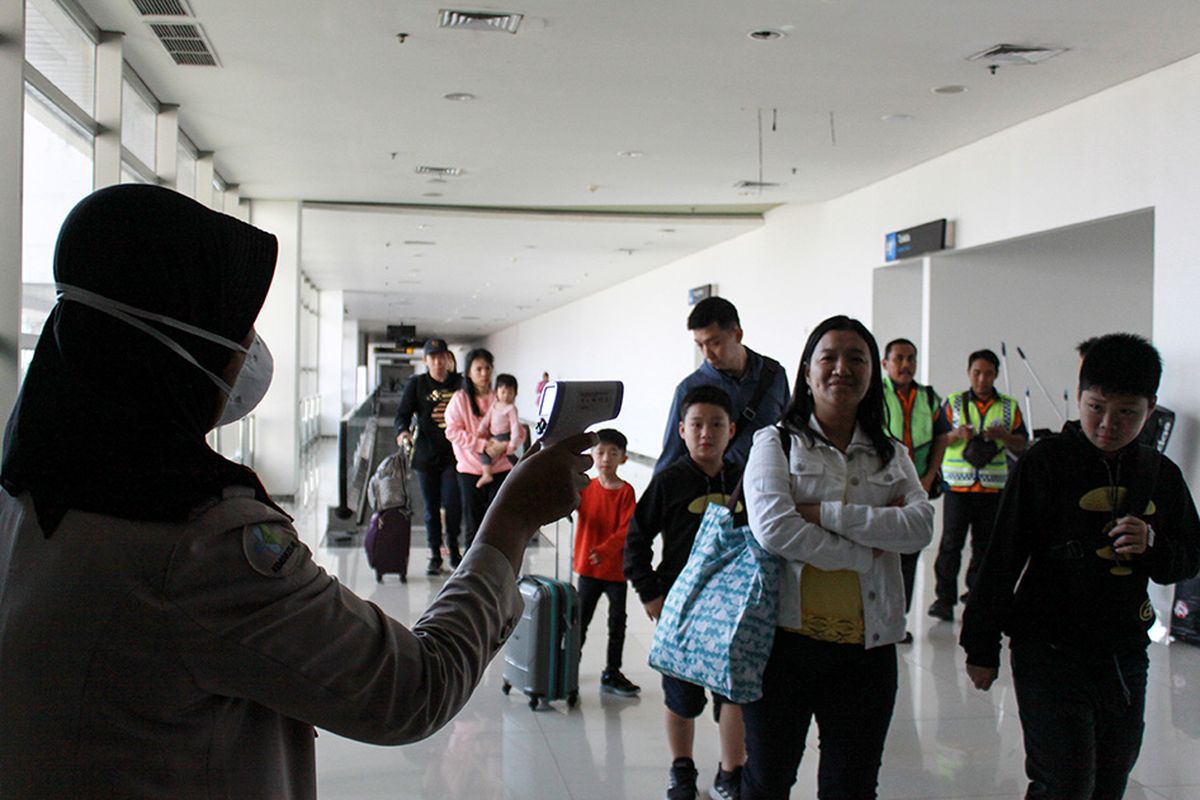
[{"xmin": 647, "ymin": 496, "xmax": 782, "ymax": 703}]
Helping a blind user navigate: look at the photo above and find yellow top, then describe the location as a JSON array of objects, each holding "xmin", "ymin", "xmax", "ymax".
[{"xmin": 796, "ymin": 566, "xmax": 864, "ymax": 643}]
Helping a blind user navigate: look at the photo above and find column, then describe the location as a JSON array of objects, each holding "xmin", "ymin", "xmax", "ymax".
[
  {"xmin": 92, "ymin": 31, "xmax": 121, "ymax": 189},
  {"xmin": 194, "ymin": 152, "xmax": 214, "ymax": 206},
  {"xmin": 0, "ymin": 0, "xmax": 23, "ymax": 423},
  {"xmin": 248, "ymin": 199, "xmax": 301, "ymax": 499},
  {"xmin": 155, "ymin": 104, "xmax": 178, "ymax": 187}
]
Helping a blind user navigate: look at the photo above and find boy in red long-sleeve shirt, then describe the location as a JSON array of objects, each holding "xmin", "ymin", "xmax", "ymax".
[{"xmin": 574, "ymin": 428, "xmax": 640, "ymax": 697}]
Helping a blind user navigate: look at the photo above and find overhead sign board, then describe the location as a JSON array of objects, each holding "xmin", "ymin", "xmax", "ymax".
[
  {"xmin": 885, "ymin": 219, "xmax": 950, "ymax": 263},
  {"xmin": 689, "ymin": 284, "xmax": 714, "ymax": 305}
]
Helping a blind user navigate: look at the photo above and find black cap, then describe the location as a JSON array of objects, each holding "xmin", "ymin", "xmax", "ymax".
[{"xmin": 424, "ymin": 338, "xmax": 449, "ymax": 356}]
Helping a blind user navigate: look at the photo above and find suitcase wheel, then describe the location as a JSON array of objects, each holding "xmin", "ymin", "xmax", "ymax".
[
  {"xmin": 376, "ymin": 572, "xmax": 383, "ymax": 583},
  {"xmin": 501, "ymin": 681, "xmax": 512, "ymax": 696},
  {"xmin": 529, "ymin": 696, "xmax": 542, "ymax": 711},
  {"xmin": 567, "ymin": 691, "xmax": 578, "ymax": 709},
  {"xmin": 400, "ymin": 573, "xmax": 407, "ymax": 583}
]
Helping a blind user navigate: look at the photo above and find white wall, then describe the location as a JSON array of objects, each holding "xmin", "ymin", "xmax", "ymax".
[
  {"xmin": 925, "ymin": 210, "xmax": 1153, "ymax": 431},
  {"xmin": 487, "ymin": 52, "xmax": 1200, "ymax": 487},
  {"xmin": 249, "ymin": 200, "xmax": 301, "ymax": 497},
  {"xmin": 318, "ymin": 289, "xmax": 344, "ymax": 435}
]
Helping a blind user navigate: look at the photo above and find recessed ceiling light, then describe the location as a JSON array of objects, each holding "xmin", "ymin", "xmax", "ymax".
[
  {"xmin": 617, "ymin": 150, "xmax": 644, "ymax": 158},
  {"xmin": 747, "ymin": 29, "xmax": 785, "ymax": 41},
  {"xmin": 417, "ymin": 223, "xmax": 432, "ymax": 230},
  {"xmin": 660, "ymin": 228, "xmax": 676, "ymax": 234},
  {"xmin": 422, "ymin": 192, "xmax": 443, "ymax": 197},
  {"xmin": 881, "ymin": 113, "xmax": 914, "ymax": 123},
  {"xmin": 443, "ymin": 92, "xmax": 475, "ymax": 102},
  {"xmin": 933, "ymin": 84, "xmax": 968, "ymax": 95}
]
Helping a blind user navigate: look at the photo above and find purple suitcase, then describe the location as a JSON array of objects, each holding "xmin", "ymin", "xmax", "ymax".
[{"xmin": 365, "ymin": 507, "xmax": 411, "ymax": 583}]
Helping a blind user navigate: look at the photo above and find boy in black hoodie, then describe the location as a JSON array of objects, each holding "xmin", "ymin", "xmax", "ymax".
[
  {"xmin": 961, "ymin": 333, "xmax": 1200, "ymax": 799},
  {"xmin": 625, "ymin": 385, "xmax": 747, "ymax": 800}
]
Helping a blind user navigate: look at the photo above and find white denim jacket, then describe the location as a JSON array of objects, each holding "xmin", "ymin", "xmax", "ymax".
[{"xmin": 744, "ymin": 422, "xmax": 934, "ymax": 648}]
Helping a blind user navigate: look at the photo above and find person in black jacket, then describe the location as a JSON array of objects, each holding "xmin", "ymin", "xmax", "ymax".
[
  {"xmin": 625, "ymin": 385, "xmax": 748, "ymax": 800},
  {"xmin": 395, "ymin": 338, "xmax": 463, "ymax": 575},
  {"xmin": 961, "ymin": 333, "xmax": 1200, "ymax": 799}
]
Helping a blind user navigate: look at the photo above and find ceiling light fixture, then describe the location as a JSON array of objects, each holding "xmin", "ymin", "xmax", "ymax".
[
  {"xmin": 422, "ymin": 192, "xmax": 443, "ymax": 198},
  {"xmin": 443, "ymin": 92, "xmax": 475, "ymax": 101},
  {"xmin": 933, "ymin": 84, "xmax": 968, "ymax": 95},
  {"xmin": 881, "ymin": 113, "xmax": 914, "ymax": 123},
  {"xmin": 747, "ymin": 29, "xmax": 785, "ymax": 41},
  {"xmin": 617, "ymin": 150, "xmax": 644, "ymax": 158}
]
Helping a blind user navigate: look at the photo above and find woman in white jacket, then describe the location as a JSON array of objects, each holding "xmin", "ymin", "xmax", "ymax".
[{"xmin": 741, "ymin": 315, "xmax": 934, "ymax": 799}]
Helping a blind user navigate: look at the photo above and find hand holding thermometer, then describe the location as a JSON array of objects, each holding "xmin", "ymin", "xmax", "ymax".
[{"xmin": 534, "ymin": 381, "xmax": 624, "ymax": 446}]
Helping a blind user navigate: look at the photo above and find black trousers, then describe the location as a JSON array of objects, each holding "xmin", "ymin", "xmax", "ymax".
[
  {"xmin": 576, "ymin": 575, "xmax": 628, "ymax": 671},
  {"xmin": 933, "ymin": 491, "xmax": 1001, "ymax": 607},
  {"xmin": 1011, "ymin": 641, "xmax": 1148, "ymax": 800},
  {"xmin": 742, "ymin": 630, "xmax": 898, "ymax": 799},
  {"xmin": 415, "ymin": 463, "xmax": 461, "ymax": 558},
  {"xmin": 457, "ymin": 470, "xmax": 508, "ymax": 550}
]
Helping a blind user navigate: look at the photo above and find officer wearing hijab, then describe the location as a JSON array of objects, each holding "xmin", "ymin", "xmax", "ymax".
[{"xmin": 0, "ymin": 185, "xmax": 593, "ymax": 798}]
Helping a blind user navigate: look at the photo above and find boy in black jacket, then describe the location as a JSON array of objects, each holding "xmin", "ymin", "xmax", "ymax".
[
  {"xmin": 961, "ymin": 333, "xmax": 1200, "ymax": 799},
  {"xmin": 625, "ymin": 385, "xmax": 747, "ymax": 800}
]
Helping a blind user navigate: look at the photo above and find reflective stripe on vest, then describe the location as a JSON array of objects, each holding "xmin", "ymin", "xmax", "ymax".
[
  {"xmin": 942, "ymin": 391, "xmax": 1015, "ymax": 490},
  {"xmin": 882, "ymin": 377, "xmax": 935, "ymax": 475}
]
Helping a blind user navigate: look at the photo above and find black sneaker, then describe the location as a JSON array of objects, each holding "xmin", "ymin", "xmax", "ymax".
[
  {"xmin": 666, "ymin": 759, "xmax": 699, "ymax": 800},
  {"xmin": 600, "ymin": 669, "xmax": 641, "ymax": 697},
  {"xmin": 708, "ymin": 765, "xmax": 742, "ymax": 800},
  {"xmin": 425, "ymin": 558, "xmax": 443, "ymax": 576},
  {"xmin": 449, "ymin": 551, "xmax": 462, "ymax": 568},
  {"xmin": 928, "ymin": 600, "xmax": 954, "ymax": 621}
]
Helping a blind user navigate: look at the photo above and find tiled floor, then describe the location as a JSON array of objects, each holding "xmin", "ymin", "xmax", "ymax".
[{"xmin": 287, "ymin": 440, "xmax": 1200, "ymax": 799}]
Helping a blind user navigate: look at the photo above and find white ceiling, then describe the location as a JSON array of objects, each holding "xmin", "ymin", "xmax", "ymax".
[{"xmin": 78, "ymin": 0, "xmax": 1200, "ymax": 339}]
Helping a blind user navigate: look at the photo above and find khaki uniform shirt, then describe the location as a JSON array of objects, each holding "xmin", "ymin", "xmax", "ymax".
[{"xmin": 0, "ymin": 486, "xmax": 523, "ymax": 799}]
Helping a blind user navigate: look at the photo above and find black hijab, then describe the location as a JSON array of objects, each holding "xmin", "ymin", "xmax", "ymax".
[{"xmin": 1, "ymin": 184, "xmax": 281, "ymax": 535}]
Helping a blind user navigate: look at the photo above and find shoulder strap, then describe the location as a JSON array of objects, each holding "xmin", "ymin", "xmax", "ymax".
[
  {"xmin": 727, "ymin": 424, "xmax": 789, "ymax": 511},
  {"xmin": 733, "ymin": 356, "xmax": 782, "ymax": 440},
  {"xmin": 925, "ymin": 385, "xmax": 939, "ymax": 414}
]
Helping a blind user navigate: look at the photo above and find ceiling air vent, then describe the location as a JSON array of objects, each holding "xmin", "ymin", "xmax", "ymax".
[
  {"xmin": 415, "ymin": 166, "xmax": 463, "ymax": 177},
  {"xmin": 733, "ymin": 180, "xmax": 780, "ymax": 190},
  {"xmin": 150, "ymin": 23, "xmax": 219, "ymax": 66},
  {"xmin": 438, "ymin": 9, "xmax": 523, "ymax": 34},
  {"xmin": 968, "ymin": 44, "xmax": 1068, "ymax": 65},
  {"xmin": 131, "ymin": 0, "xmax": 192, "ymax": 16}
]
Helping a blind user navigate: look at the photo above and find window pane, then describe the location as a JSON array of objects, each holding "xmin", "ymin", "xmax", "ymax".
[
  {"xmin": 121, "ymin": 79, "xmax": 157, "ymax": 169},
  {"xmin": 22, "ymin": 85, "xmax": 94, "ymax": 354},
  {"xmin": 22, "ymin": 85, "xmax": 93, "ymax": 287},
  {"xmin": 25, "ymin": 0, "xmax": 94, "ymax": 116},
  {"xmin": 176, "ymin": 142, "xmax": 196, "ymax": 198}
]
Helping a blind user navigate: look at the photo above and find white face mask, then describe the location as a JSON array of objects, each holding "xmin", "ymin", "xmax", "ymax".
[{"xmin": 56, "ymin": 283, "xmax": 273, "ymax": 426}]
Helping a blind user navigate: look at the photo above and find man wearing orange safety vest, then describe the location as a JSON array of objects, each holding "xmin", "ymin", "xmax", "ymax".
[
  {"xmin": 881, "ymin": 338, "xmax": 947, "ymax": 642},
  {"xmin": 928, "ymin": 348, "xmax": 1028, "ymax": 622}
]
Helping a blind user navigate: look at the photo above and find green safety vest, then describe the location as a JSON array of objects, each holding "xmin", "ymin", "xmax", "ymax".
[
  {"xmin": 942, "ymin": 390, "xmax": 1018, "ymax": 490},
  {"xmin": 882, "ymin": 377, "xmax": 938, "ymax": 475}
]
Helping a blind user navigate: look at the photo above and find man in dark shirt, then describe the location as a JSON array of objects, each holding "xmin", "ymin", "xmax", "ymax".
[
  {"xmin": 395, "ymin": 338, "xmax": 463, "ymax": 575},
  {"xmin": 655, "ymin": 297, "xmax": 789, "ymax": 474}
]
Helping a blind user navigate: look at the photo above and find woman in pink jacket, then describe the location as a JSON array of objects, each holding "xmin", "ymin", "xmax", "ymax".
[{"xmin": 444, "ymin": 348, "xmax": 515, "ymax": 552}]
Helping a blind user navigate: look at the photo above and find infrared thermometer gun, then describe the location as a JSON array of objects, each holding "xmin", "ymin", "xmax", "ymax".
[{"xmin": 534, "ymin": 381, "xmax": 624, "ymax": 446}]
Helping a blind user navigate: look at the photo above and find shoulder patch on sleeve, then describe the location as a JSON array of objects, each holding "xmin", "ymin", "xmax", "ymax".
[{"xmin": 242, "ymin": 523, "xmax": 304, "ymax": 578}]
